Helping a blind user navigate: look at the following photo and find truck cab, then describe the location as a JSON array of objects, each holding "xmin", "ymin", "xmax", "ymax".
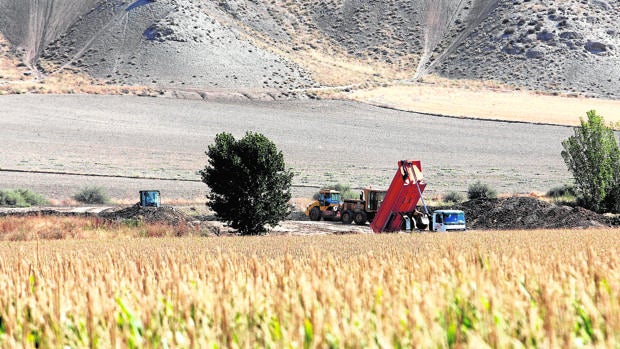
[
  {"xmin": 430, "ymin": 210, "xmax": 466, "ymax": 232},
  {"xmin": 139, "ymin": 190, "xmax": 161, "ymax": 207},
  {"xmin": 341, "ymin": 188, "xmax": 387, "ymax": 225},
  {"xmin": 306, "ymin": 189, "xmax": 341, "ymax": 221},
  {"xmin": 318, "ymin": 190, "xmax": 341, "ymax": 206}
]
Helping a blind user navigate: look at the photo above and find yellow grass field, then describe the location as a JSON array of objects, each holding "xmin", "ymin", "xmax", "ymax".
[{"xmin": 0, "ymin": 217, "xmax": 618, "ymax": 348}]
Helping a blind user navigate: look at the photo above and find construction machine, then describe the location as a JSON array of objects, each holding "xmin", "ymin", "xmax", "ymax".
[
  {"xmin": 340, "ymin": 188, "xmax": 387, "ymax": 225},
  {"xmin": 139, "ymin": 190, "xmax": 161, "ymax": 207},
  {"xmin": 369, "ymin": 160, "xmax": 467, "ymax": 233},
  {"xmin": 370, "ymin": 160, "xmax": 431, "ymax": 233},
  {"xmin": 305, "ymin": 189, "xmax": 341, "ymax": 221}
]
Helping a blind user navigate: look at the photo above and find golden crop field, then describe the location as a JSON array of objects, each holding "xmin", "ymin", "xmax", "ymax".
[{"xmin": 0, "ymin": 217, "xmax": 618, "ymax": 348}]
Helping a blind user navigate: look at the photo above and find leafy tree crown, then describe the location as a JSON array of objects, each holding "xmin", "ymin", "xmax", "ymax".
[
  {"xmin": 200, "ymin": 132, "xmax": 293, "ymax": 234},
  {"xmin": 561, "ymin": 110, "xmax": 620, "ymax": 213}
]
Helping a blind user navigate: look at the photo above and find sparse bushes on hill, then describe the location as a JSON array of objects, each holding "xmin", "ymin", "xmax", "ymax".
[
  {"xmin": 467, "ymin": 181, "xmax": 497, "ymax": 200},
  {"xmin": 73, "ymin": 186, "xmax": 110, "ymax": 204},
  {"xmin": 0, "ymin": 189, "xmax": 47, "ymax": 207}
]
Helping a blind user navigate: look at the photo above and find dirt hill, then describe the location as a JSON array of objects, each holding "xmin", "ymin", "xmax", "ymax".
[
  {"xmin": 0, "ymin": 0, "xmax": 618, "ymax": 97},
  {"xmin": 455, "ymin": 196, "xmax": 609, "ymax": 229}
]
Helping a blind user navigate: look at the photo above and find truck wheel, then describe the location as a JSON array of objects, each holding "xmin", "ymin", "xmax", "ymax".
[
  {"xmin": 341, "ymin": 211, "xmax": 353, "ymax": 224},
  {"xmin": 354, "ymin": 211, "xmax": 367, "ymax": 225},
  {"xmin": 309, "ymin": 207, "xmax": 321, "ymax": 221}
]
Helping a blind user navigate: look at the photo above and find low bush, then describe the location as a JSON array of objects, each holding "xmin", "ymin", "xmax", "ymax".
[
  {"xmin": 0, "ymin": 189, "xmax": 48, "ymax": 207},
  {"xmin": 313, "ymin": 183, "xmax": 360, "ymax": 200},
  {"xmin": 73, "ymin": 186, "xmax": 110, "ymax": 204},
  {"xmin": 467, "ymin": 181, "xmax": 497, "ymax": 200},
  {"xmin": 443, "ymin": 191, "xmax": 465, "ymax": 204},
  {"xmin": 334, "ymin": 183, "xmax": 360, "ymax": 200},
  {"xmin": 547, "ymin": 184, "xmax": 575, "ymax": 198},
  {"xmin": 547, "ymin": 184, "xmax": 577, "ymax": 206}
]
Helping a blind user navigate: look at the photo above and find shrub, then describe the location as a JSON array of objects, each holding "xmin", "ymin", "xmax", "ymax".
[
  {"xmin": 334, "ymin": 183, "xmax": 359, "ymax": 200},
  {"xmin": 547, "ymin": 184, "xmax": 577, "ymax": 206},
  {"xmin": 561, "ymin": 110, "xmax": 620, "ymax": 213},
  {"xmin": 467, "ymin": 181, "xmax": 497, "ymax": 200},
  {"xmin": 313, "ymin": 183, "xmax": 359, "ymax": 200},
  {"xmin": 199, "ymin": 132, "xmax": 293, "ymax": 235},
  {"xmin": 0, "ymin": 189, "xmax": 48, "ymax": 207},
  {"xmin": 443, "ymin": 191, "xmax": 465, "ymax": 204},
  {"xmin": 546, "ymin": 184, "xmax": 575, "ymax": 198},
  {"xmin": 73, "ymin": 186, "xmax": 110, "ymax": 204}
]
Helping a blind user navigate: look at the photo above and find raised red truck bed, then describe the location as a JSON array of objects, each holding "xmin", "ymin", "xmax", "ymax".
[{"xmin": 370, "ymin": 160, "xmax": 427, "ymax": 233}]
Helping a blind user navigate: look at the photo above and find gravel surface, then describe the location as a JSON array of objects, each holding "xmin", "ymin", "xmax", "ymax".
[{"xmin": 1, "ymin": 94, "xmax": 574, "ymax": 201}]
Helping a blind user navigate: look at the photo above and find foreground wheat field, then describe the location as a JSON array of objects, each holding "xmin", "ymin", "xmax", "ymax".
[{"xmin": 0, "ymin": 226, "xmax": 618, "ymax": 348}]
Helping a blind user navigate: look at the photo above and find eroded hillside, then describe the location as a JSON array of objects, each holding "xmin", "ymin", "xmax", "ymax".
[{"xmin": 0, "ymin": 0, "xmax": 618, "ymax": 98}]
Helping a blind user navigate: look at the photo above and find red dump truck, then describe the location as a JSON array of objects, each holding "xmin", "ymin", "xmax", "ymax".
[
  {"xmin": 370, "ymin": 160, "xmax": 431, "ymax": 233},
  {"xmin": 370, "ymin": 160, "xmax": 466, "ymax": 233}
]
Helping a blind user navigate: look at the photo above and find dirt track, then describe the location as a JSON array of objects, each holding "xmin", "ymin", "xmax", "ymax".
[{"xmin": 1, "ymin": 94, "xmax": 574, "ymax": 201}]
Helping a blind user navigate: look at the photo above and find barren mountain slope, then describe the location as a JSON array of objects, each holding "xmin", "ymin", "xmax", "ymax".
[
  {"xmin": 0, "ymin": 0, "xmax": 100, "ymax": 68},
  {"xmin": 0, "ymin": 0, "xmax": 314, "ymax": 90},
  {"xmin": 0, "ymin": 0, "xmax": 618, "ymax": 97},
  {"xmin": 435, "ymin": 0, "xmax": 620, "ymax": 98}
]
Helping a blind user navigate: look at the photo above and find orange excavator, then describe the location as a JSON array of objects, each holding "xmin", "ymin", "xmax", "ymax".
[{"xmin": 370, "ymin": 160, "xmax": 430, "ymax": 233}]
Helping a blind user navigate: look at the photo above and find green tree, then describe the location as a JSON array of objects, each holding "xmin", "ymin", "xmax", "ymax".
[
  {"xmin": 561, "ymin": 110, "xmax": 620, "ymax": 213},
  {"xmin": 200, "ymin": 132, "xmax": 293, "ymax": 234}
]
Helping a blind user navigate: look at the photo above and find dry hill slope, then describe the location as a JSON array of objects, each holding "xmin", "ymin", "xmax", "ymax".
[{"xmin": 0, "ymin": 0, "xmax": 618, "ymax": 97}]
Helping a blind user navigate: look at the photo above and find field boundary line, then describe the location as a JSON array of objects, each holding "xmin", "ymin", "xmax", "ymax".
[{"xmin": 0, "ymin": 168, "xmax": 321, "ymax": 188}]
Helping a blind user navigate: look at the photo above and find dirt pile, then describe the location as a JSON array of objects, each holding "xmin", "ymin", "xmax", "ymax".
[
  {"xmin": 99, "ymin": 205, "xmax": 190, "ymax": 225},
  {"xmin": 455, "ymin": 197, "xmax": 609, "ymax": 230},
  {"xmin": 99, "ymin": 205, "xmax": 223, "ymax": 235}
]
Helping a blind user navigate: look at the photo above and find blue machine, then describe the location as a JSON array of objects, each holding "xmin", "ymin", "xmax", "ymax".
[{"xmin": 139, "ymin": 190, "xmax": 161, "ymax": 207}]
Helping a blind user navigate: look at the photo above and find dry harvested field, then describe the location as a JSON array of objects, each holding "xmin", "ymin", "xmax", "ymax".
[
  {"xmin": 1, "ymin": 94, "xmax": 577, "ymax": 202},
  {"xmin": 328, "ymin": 83, "xmax": 620, "ymax": 126},
  {"xmin": 0, "ymin": 228, "xmax": 618, "ymax": 347}
]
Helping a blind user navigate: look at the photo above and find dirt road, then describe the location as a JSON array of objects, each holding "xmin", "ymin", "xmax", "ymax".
[{"xmin": 1, "ymin": 94, "xmax": 574, "ymax": 201}]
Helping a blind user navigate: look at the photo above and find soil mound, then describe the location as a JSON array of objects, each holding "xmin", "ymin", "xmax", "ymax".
[
  {"xmin": 99, "ymin": 205, "xmax": 190, "ymax": 226},
  {"xmin": 456, "ymin": 197, "xmax": 609, "ymax": 230}
]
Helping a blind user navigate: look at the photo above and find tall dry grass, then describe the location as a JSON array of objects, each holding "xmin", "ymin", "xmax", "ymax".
[
  {"xmin": 0, "ymin": 229, "xmax": 618, "ymax": 347},
  {"xmin": 0, "ymin": 216, "xmax": 195, "ymax": 240}
]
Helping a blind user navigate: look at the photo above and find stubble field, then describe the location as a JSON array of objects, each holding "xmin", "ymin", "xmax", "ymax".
[{"xmin": 0, "ymin": 228, "xmax": 618, "ymax": 347}]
